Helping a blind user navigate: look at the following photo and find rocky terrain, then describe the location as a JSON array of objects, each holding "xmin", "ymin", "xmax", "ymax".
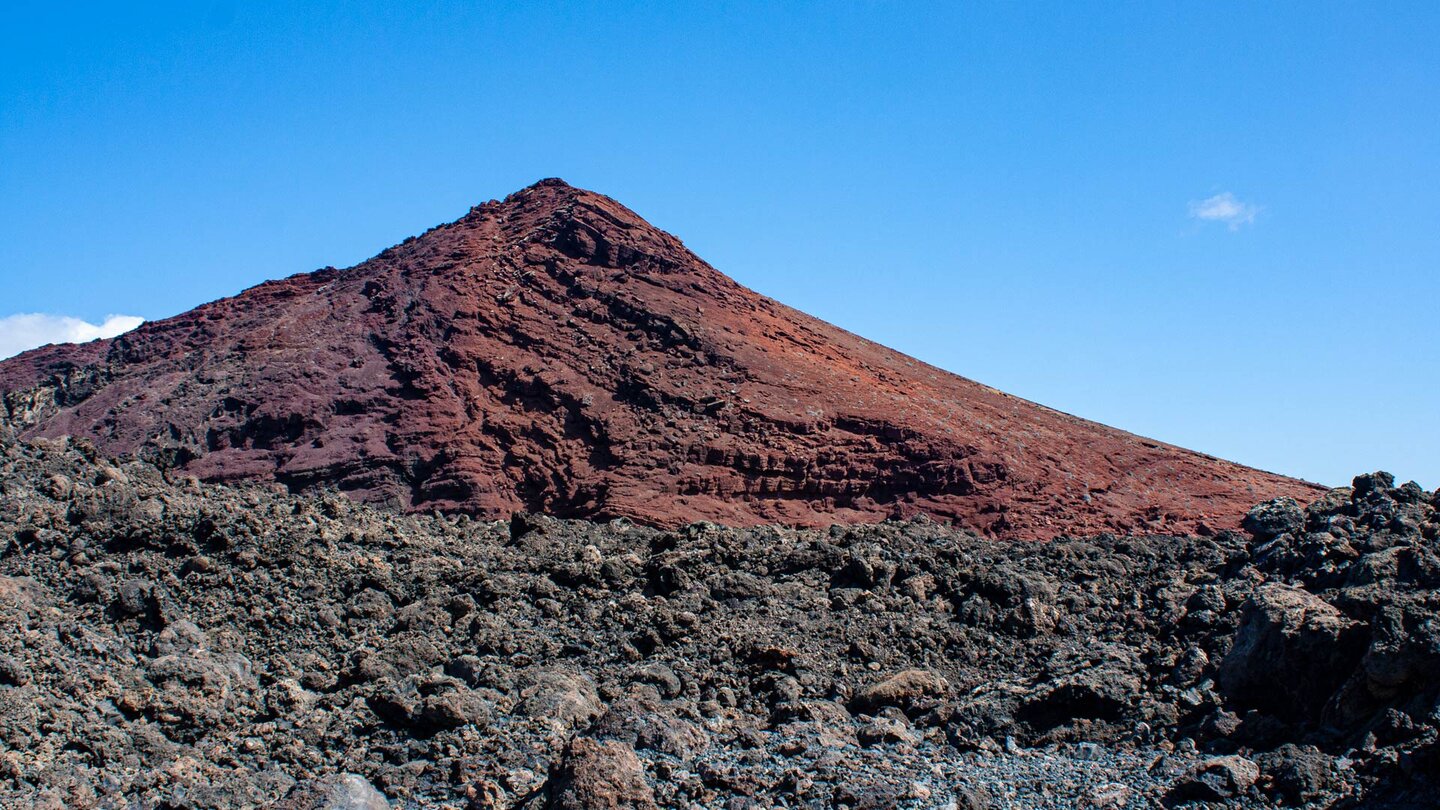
[
  {"xmin": 2, "ymin": 426, "xmax": 1435, "ymax": 808},
  {"xmin": 0, "ymin": 179, "xmax": 1319, "ymax": 539}
]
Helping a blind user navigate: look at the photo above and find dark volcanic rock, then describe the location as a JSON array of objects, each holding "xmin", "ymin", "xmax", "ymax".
[
  {"xmin": 1256, "ymin": 745, "xmax": 1341, "ymax": 805},
  {"xmin": 544, "ymin": 737, "xmax": 658, "ymax": 810},
  {"xmin": 851, "ymin": 669, "xmax": 950, "ymax": 715},
  {"xmin": 0, "ymin": 180, "xmax": 1320, "ymax": 539},
  {"xmin": 279, "ymin": 774, "xmax": 390, "ymax": 810},
  {"xmin": 0, "ymin": 431, "xmax": 1432, "ymax": 808},
  {"xmin": 1218, "ymin": 584, "xmax": 1367, "ymax": 722},
  {"xmin": 1242, "ymin": 498, "xmax": 1306, "ymax": 540},
  {"xmin": 1171, "ymin": 755, "xmax": 1260, "ymax": 801}
]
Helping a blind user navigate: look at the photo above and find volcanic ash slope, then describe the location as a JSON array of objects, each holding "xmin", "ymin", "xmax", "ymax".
[{"xmin": 0, "ymin": 180, "xmax": 1319, "ymax": 539}]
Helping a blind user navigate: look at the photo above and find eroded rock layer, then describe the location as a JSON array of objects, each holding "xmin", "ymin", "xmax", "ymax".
[{"xmin": 0, "ymin": 179, "xmax": 1320, "ymax": 536}]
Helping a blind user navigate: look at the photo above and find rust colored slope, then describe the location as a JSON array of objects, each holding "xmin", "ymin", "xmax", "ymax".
[{"xmin": 0, "ymin": 179, "xmax": 1321, "ymax": 538}]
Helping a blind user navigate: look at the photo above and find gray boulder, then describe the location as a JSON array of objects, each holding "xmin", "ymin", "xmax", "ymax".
[{"xmin": 1242, "ymin": 498, "xmax": 1305, "ymax": 539}]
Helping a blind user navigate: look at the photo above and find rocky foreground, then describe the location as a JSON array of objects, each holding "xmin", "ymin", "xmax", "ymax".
[{"xmin": 1, "ymin": 429, "xmax": 1436, "ymax": 809}]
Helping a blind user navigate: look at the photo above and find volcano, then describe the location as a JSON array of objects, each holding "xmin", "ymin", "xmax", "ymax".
[{"xmin": 0, "ymin": 179, "xmax": 1320, "ymax": 537}]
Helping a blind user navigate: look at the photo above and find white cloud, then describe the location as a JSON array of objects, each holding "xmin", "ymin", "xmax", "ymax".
[
  {"xmin": 1189, "ymin": 192, "xmax": 1260, "ymax": 230},
  {"xmin": 0, "ymin": 313, "xmax": 144, "ymax": 360}
]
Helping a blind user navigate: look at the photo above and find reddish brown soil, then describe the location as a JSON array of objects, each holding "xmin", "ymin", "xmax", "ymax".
[{"xmin": 0, "ymin": 179, "xmax": 1321, "ymax": 538}]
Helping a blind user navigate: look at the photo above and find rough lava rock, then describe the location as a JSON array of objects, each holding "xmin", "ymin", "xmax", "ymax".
[
  {"xmin": 1171, "ymin": 755, "xmax": 1261, "ymax": 801},
  {"xmin": 0, "ymin": 432, "xmax": 1433, "ymax": 808},
  {"xmin": 544, "ymin": 737, "xmax": 658, "ymax": 810},
  {"xmin": 1218, "ymin": 584, "xmax": 1367, "ymax": 722},
  {"xmin": 279, "ymin": 774, "xmax": 391, "ymax": 810},
  {"xmin": 1242, "ymin": 498, "xmax": 1306, "ymax": 540}
]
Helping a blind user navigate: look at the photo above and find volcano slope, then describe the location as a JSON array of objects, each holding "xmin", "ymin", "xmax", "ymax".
[
  {"xmin": 2, "ymin": 430, "xmax": 1438, "ymax": 808},
  {"xmin": 0, "ymin": 179, "xmax": 1319, "ymax": 538}
]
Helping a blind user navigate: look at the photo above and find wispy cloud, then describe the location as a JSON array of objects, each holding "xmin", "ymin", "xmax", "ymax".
[
  {"xmin": 1189, "ymin": 192, "xmax": 1260, "ymax": 230},
  {"xmin": 0, "ymin": 313, "xmax": 144, "ymax": 360}
]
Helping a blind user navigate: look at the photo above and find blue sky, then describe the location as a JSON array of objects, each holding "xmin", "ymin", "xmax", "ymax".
[{"xmin": 2, "ymin": 2, "xmax": 1436, "ymax": 488}]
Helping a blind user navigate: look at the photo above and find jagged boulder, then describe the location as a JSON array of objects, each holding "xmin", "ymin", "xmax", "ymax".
[
  {"xmin": 544, "ymin": 737, "xmax": 658, "ymax": 810},
  {"xmin": 1218, "ymin": 584, "xmax": 1367, "ymax": 722}
]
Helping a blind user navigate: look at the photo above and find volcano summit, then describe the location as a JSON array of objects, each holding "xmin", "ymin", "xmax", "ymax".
[{"xmin": 0, "ymin": 179, "xmax": 1319, "ymax": 537}]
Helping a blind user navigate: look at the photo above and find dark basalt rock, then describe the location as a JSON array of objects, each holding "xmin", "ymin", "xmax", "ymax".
[
  {"xmin": 544, "ymin": 737, "xmax": 658, "ymax": 810},
  {"xmin": 1218, "ymin": 584, "xmax": 1367, "ymax": 722},
  {"xmin": 0, "ymin": 432, "xmax": 1432, "ymax": 807},
  {"xmin": 1243, "ymin": 498, "xmax": 1306, "ymax": 540}
]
